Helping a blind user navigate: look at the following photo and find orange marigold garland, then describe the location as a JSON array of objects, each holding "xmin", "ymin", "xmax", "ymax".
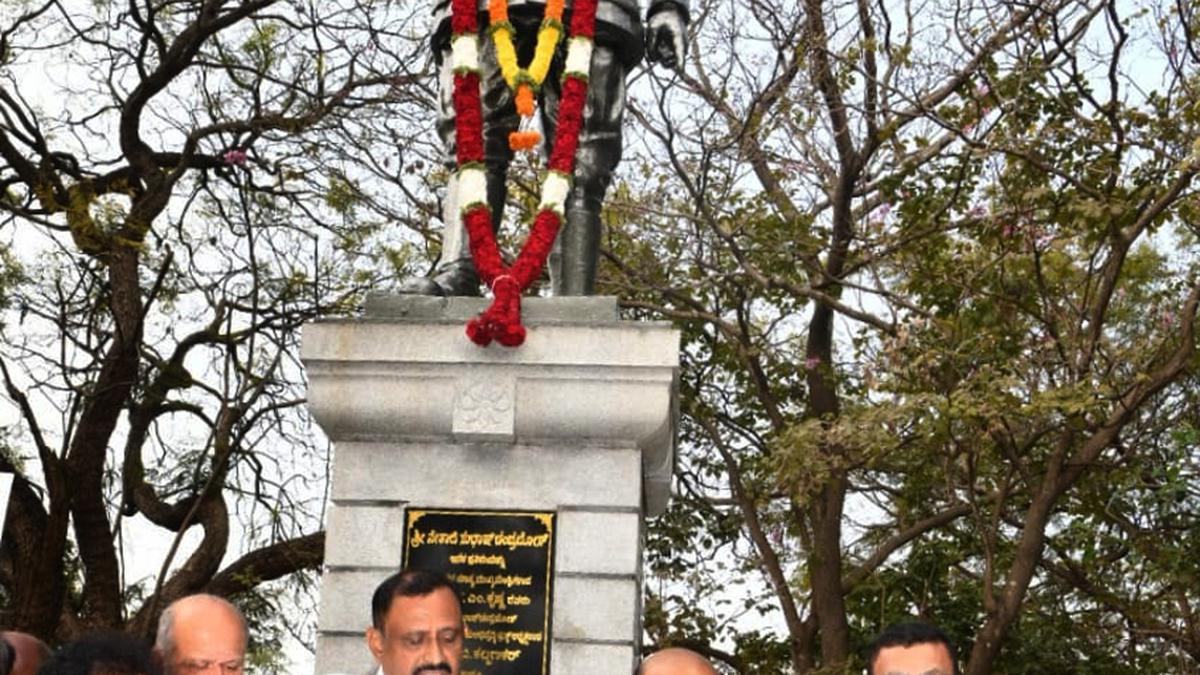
[
  {"xmin": 487, "ymin": 0, "xmax": 566, "ymax": 151},
  {"xmin": 451, "ymin": 0, "xmax": 596, "ymax": 347}
]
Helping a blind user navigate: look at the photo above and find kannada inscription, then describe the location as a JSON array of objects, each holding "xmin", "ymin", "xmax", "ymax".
[{"xmin": 403, "ymin": 508, "xmax": 555, "ymax": 675}]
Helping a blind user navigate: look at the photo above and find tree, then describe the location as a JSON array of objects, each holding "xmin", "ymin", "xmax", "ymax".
[
  {"xmin": 611, "ymin": 0, "xmax": 1200, "ymax": 672},
  {"xmin": 0, "ymin": 0, "xmax": 439, "ymax": 662}
]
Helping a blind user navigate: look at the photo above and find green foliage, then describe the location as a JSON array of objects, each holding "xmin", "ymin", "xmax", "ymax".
[
  {"xmin": 0, "ymin": 243, "xmax": 25, "ymax": 312},
  {"xmin": 324, "ymin": 174, "xmax": 362, "ymax": 216}
]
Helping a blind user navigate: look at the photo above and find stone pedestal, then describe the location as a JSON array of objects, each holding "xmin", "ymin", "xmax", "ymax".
[{"xmin": 303, "ymin": 296, "xmax": 679, "ymax": 675}]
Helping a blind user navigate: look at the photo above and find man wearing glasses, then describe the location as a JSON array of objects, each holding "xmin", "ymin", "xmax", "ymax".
[{"xmin": 366, "ymin": 569, "xmax": 464, "ymax": 675}]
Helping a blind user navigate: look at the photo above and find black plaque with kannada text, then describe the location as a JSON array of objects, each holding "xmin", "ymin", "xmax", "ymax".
[{"xmin": 403, "ymin": 508, "xmax": 555, "ymax": 675}]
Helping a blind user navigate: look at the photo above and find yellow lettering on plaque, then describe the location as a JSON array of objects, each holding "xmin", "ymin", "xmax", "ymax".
[
  {"xmin": 486, "ymin": 591, "xmax": 507, "ymax": 610},
  {"xmin": 471, "ymin": 648, "xmax": 522, "ymax": 665},
  {"xmin": 463, "ymin": 612, "xmax": 519, "ymax": 625},
  {"xmin": 426, "ymin": 529, "xmax": 458, "ymax": 545},
  {"xmin": 466, "ymin": 553, "xmax": 507, "ymax": 569}
]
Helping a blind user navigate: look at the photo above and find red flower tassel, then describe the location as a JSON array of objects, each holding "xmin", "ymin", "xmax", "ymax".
[
  {"xmin": 454, "ymin": 73, "xmax": 486, "ymax": 165},
  {"xmin": 452, "ymin": 0, "xmax": 477, "ymax": 34},
  {"xmin": 510, "ymin": 210, "xmax": 562, "ymax": 287},
  {"xmin": 464, "ymin": 205, "xmax": 503, "ymax": 279},
  {"xmin": 547, "ymin": 78, "xmax": 587, "ymax": 172},
  {"xmin": 570, "ymin": 0, "xmax": 598, "ymax": 38},
  {"xmin": 467, "ymin": 276, "xmax": 527, "ymax": 347}
]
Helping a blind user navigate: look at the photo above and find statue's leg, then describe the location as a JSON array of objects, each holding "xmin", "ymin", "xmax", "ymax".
[
  {"xmin": 480, "ymin": 28, "xmax": 520, "ymax": 229},
  {"xmin": 401, "ymin": 38, "xmax": 518, "ymax": 296},
  {"xmin": 542, "ymin": 45, "xmax": 626, "ymax": 296}
]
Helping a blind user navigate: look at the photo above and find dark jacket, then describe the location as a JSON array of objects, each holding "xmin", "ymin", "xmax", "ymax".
[{"xmin": 433, "ymin": 0, "xmax": 689, "ymax": 68}]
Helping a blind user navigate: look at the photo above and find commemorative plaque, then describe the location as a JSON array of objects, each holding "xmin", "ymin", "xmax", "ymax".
[{"xmin": 403, "ymin": 508, "xmax": 556, "ymax": 675}]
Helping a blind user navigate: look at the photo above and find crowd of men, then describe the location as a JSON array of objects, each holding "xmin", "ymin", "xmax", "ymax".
[
  {"xmin": 0, "ymin": 593, "xmax": 246, "ymax": 675},
  {"xmin": 1, "ymin": 568, "xmax": 959, "ymax": 674},
  {"xmin": 362, "ymin": 567, "xmax": 958, "ymax": 675}
]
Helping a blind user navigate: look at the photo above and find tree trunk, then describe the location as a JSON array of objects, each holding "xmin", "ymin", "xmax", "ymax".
[{"xmin": 811, "ymin": 473, "xmax": 851, "ymax": 666}]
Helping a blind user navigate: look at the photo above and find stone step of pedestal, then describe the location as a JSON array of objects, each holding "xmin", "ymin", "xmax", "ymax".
[{"xmin": 362, "ymin": 294, "xmax": 622, "ymax": 324}]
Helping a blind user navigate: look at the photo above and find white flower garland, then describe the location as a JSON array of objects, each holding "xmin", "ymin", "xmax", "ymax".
[{"xmin": 450, "ymin": 34, "xmax": 480, "ymax": 71}]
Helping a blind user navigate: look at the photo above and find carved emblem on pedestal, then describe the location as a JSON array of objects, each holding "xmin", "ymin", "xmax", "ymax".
[{"xmin": 452, "ymin": 373, "xmax": 516, "ymax": 441}]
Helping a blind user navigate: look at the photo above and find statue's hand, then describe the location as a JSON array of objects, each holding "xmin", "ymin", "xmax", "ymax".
[{"xmin": 646, "ymin": 8, "xmax": 687, "ymax": 70}]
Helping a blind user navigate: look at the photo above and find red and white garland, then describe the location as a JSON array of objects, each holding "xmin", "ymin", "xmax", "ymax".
[{"xmin": 450, "ymin": 0, "xmax": 597, "ymax": 347}]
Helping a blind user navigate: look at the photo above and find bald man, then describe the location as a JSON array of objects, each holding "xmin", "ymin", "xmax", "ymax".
[
  {"xmin": 1, "ymin": 630, "xmax": 52, "ymax": 675},
  {"xmin": 638, "ymin": 647, "xmax": 719, "ymax": 675},
  {"xmin": 154, "ymin": 594, "xmax": 248, "ymax": 675}
]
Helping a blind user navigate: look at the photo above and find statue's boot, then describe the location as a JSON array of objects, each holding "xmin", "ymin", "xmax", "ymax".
[
  {"xmin": 397, "ymin": 259, "xmax": 481, "ymax": 297},
  {"xmin": 397, "ymin": 219, "xmax": 481, "ymax": 296},
  {"xmin": 399, "ymin": 162, "xmax": 508, "ymax": 297},
  {"xmin": 551, "ymin": 199, "xmax": 602, "ymax": 296}
]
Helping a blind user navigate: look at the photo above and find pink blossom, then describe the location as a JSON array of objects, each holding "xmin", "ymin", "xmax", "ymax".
[
  {"xmin": 804, "ymin": 356, "xmax": 821, "ymax": 370},
  {"xmin": 222, "ymin": 148, "xmax": 248, "ymax": 166},
  {"xmin": 976, "ymin": 83, "xmax": 990, "ymax": 99}
]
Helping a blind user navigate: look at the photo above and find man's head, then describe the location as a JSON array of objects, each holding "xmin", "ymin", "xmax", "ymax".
[
  {"xmin": 367, "ymin": 569, "xmax": 464, "ymax": 675},
  {"xmin": 865, "ymin": 622, "xmax": 958, "ymax": 675},
  {"xmin": 154, "ymin": 594, "xmax": 248, "ymax": 675},
  {"xmin": 637, "ymin": 647, "xmax": 719, "ymax": 675},
  {"xmin": 35, "ymin": 631, "xmax": 159, "ymax": 675},
  {"xmin": 0, "ymin": 630, "xmax": 52, "ymax": 675}
]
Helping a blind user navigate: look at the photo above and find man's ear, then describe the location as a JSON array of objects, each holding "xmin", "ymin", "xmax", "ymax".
[{"xmin": 366, "ymin": 627, "xmax": 385, "ymax": 661}]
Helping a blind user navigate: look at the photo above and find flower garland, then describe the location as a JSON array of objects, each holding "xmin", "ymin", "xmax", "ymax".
[
  {"xmin": 487, "ymin": 0, "xmax": 565, "ymax": 151},
  {"xmin": 450, "ymin": 0, "xmax": 596, "ymax": 347}
]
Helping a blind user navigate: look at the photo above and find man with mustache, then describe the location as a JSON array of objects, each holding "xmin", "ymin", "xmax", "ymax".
[{"xmin": 366, "ymin": 569, "xmax": 464, "ymax": 675}]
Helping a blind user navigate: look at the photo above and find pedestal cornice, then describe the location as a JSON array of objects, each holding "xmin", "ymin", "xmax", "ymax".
[{"xmin": 301, "ymin": 296, "xmax": 680, "ymax": 516}]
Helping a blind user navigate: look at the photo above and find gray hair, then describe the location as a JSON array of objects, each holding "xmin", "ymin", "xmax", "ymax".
[
  {"xmin": 155, "ymin": 603, "xmax": 178, "ymax": 656},
  {"xmin": 155, "ymin": 594, "xmax": 249, "ymax": 657}
]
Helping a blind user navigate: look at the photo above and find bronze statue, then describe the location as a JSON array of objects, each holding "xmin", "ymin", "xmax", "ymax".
[{"xmin": 401, "ymin": 0, "xmax": 689, "ymax": 297}]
